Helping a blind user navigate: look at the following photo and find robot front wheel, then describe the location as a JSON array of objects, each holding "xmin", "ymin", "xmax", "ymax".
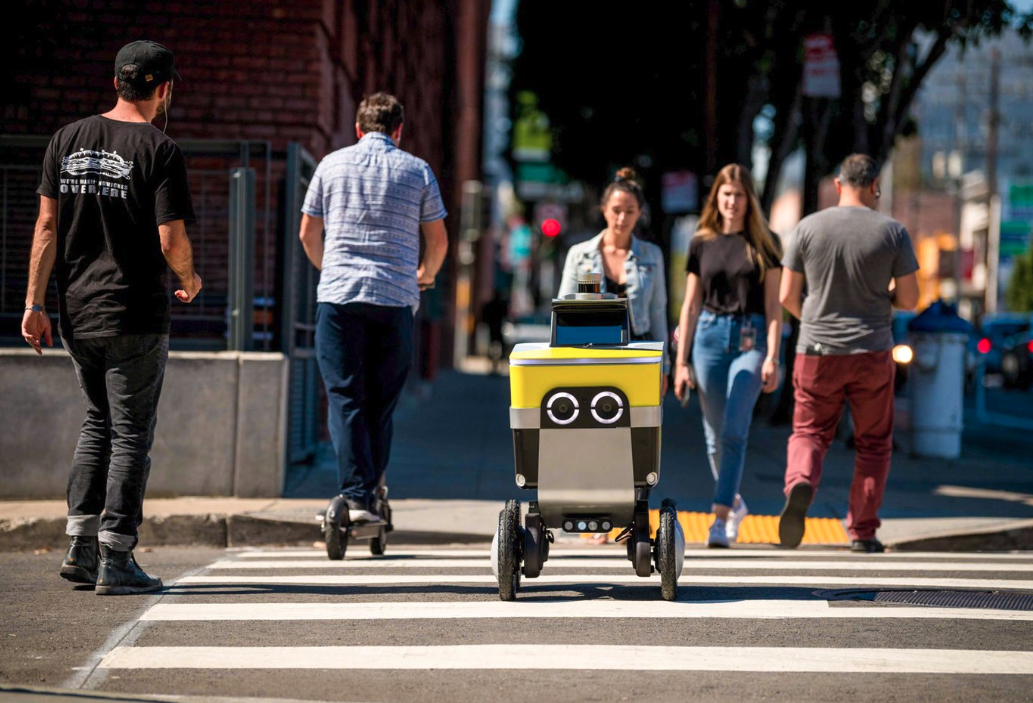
[
  {"xmin": 654, "ymin": 499, "xmax": 684, "ymax": 601},
  {"xmin": 493, "ymin": 499, "xmax": 522, "ymax": 601}
]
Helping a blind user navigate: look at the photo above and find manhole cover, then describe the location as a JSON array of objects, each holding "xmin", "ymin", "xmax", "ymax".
[{"xmin": 817, "ymin": 589, "xmax": 1033, "ymax": 611}]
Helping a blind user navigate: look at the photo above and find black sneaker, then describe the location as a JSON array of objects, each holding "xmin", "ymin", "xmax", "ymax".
[
  {"xmin": 60, "ymin": 536, "xmax": 99, "ymax": 585},
  {"xmin": 95, "ymin": 546, "xmax": 163, "ymax": 595},
  {"xmin": 851, "ymin": 538, "xmax": 886, "ymax": 553},
  {"xmin": 778, "ymin": 481, "xmax": 814, "ymax": 549}
]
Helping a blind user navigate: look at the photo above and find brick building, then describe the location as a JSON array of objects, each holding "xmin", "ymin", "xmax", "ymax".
[{"xmin": 2, "ymin": 0, "xmax": 489, "ymax": 365}]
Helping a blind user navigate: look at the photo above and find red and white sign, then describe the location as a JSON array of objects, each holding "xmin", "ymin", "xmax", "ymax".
[{"xmin": 803, "ymin": 33, "xmax": 841, "ymax": 98}]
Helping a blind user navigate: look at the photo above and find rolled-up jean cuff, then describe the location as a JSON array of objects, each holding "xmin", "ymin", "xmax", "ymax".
[
  {"xmin": 98, "ymin": 530, "xmax": 135, "ymax": 551},
  {"xmin": 66, "ymin": 514, "xmax": 101, "ymax": 536}
]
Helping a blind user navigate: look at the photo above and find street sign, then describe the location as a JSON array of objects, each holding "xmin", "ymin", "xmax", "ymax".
[
  {"xmin": 803, "ymin": 33, "xmax": 841, "ymax": 98},
  {"xmin": 661, "ymin": 171, "xmax": 698, "ymax": 213}
]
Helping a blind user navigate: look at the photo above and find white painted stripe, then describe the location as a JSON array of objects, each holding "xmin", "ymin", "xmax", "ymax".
[
  {"xmin": 232, "ymin": 548, "xmax": 1033, "ymax": 561},
  {"xmin": 209, "ymin": 558, "xmax": 1033, "ymax": 572},
  {"xmin": 140, "ymin": 600, "xmax": 1033, "ymax": 622},
  {"xmin": 175, "ymin": 574, "xmax": 1033, "ymax": 590},
  {"xmin": 99, "ymin": 645, "xmax": 1033, "ymax": 673}
]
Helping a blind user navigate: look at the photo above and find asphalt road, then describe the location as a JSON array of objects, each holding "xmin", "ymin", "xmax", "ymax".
[{"xmin": 2, "ymin": 544, "xmax": 1033, "ymax": 702}]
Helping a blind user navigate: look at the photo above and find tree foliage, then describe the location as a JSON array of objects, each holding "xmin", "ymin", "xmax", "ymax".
[
  {"xmin": 512, "ymin": 1, "xmax": 1033, "ymax": 217},
  {"xmin": 1007, "ymin": 245, "xmax": 1033, "ymax": 312}
]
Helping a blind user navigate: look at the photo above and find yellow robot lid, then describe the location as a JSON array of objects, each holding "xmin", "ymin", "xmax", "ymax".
[{"xmin": 509, "ymin": 342, "xmax": 663, "ymax": 364}]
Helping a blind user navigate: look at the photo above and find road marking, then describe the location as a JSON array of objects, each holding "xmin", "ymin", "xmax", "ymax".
[
  {"xmin": 139, "ymin": 600, "xmax": 1033, "ymax": 622},
  {"xmin": 98, "ymin": 645, "xmax": 1033, "ymax": 673},
  {"xmin": 232, "ymin": 548, "xmax": 1033, "ymax": 561},
  {"xmin": 174, "ymin": 574, "xmax": 1033, "ymax": 590},
  {"xmin": 208, "ymin": 558, "xmax": 1033, "ymax": 572}
]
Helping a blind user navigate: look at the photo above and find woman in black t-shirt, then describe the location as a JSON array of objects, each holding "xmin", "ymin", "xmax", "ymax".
[{"xmin": 673, "ymin": 164, "xmax": 782, "ymax": 548}]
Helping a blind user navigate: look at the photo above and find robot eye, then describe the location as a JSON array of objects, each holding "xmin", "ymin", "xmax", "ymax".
[
  {"xmin": 590, "ymin": 391, "xmax": 624, "ymax": 424},
  {"xmin": 546, "ymin": 392, "xmax": 579, "ymax": 425}
]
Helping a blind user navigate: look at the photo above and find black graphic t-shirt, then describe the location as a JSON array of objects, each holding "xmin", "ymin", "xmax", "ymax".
[{"xmin": 38, "ymin": 115, "xmax": 196, "ymax": 340}]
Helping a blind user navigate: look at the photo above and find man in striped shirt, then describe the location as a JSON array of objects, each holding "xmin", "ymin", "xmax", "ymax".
[{"xmin": 299, "ymin": 93, "xmax": 448, "ymax": 522}]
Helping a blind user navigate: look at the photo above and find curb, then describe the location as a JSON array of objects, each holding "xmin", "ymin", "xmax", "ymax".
[
  {"xmin": 0, "ymin": 514, "xmax": 494, "ymax": 552},
  {"xmin": 4, "ymin": 513, "xmax": 1031, "ymax": 553},
  {"xmin": 887, "ymin": 519, "xmax": 1033, "ymax": 552}
]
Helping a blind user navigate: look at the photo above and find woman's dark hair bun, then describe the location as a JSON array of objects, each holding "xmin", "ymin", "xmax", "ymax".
[{"xmin": 615, "ymin": 167, "xmax": 637, "ymax": 182}]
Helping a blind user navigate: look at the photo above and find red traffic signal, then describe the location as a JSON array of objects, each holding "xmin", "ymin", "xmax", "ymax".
[{"xmin": 541, "ymin": 218, "xmax": 562, "ymax": 237}]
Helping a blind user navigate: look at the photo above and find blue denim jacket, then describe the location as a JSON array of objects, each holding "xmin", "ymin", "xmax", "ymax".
[{"xmin": 558, "ymin": 232, "xmax": 669, "ymax": 372}]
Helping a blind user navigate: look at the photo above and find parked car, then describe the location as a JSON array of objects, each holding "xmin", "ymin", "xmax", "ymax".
[
  {"xmin": 975, "ymin": 315, "xmax": 1032, "ymax": 376},
  {"xmin": 1000, "ymin": 331, "xmax": 1033, "ymax": 390}
]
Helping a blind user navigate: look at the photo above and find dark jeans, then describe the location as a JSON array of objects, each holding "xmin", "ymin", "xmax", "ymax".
[
  {"xmin": 64, "ymin": 333, "xmax": 169, "ymax": 551},
  {"xmin": 315, "ymin": 302, "xmax": 413, "ymax": 502}
]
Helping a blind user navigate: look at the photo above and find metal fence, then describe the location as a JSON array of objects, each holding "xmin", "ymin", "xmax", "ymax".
[{"xmin": 0, "ymin": 135, "xmax": 321, "ymax": 466}]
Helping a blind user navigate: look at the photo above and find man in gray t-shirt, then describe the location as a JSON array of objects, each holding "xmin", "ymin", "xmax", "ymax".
[{"xmin": 777, "ymin": 154, "xmax": 919, "ymax": 553}]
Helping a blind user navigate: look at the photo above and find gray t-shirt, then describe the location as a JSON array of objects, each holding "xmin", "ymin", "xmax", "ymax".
[{"xmin": 783, "ymin": 206, "xmax": 919, "ymax": 354}]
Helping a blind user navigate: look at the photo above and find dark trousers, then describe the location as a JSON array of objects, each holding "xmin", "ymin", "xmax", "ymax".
[
  {"xmin": 785, "ymin": 350, "xmax": 895, "ymax": 541},
  {"xmin": 315, "ymin": 302, "xmax": 414, "ymax": 502},
  {"xmin": 64, "ymin": 333, "xmax": 169, "ymax": 551}
]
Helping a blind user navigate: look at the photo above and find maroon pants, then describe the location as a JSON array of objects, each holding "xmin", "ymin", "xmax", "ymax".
[{"xmin": 785, "ymin": 350, "xmax": 895, "ymax": 541}]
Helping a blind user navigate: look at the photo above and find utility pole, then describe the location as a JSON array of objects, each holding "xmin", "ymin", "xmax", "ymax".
[
  {"xmin": 985, "ymin": 48, "xmax": 1001, "ymax": 314},
  {"xmin": 950, "ymin": 54, "xmax": 966, "ymax": 304}
]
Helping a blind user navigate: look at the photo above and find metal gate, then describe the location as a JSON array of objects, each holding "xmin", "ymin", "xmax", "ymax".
[{"xmin": 282, "ymin": 143, "xmax": 321, "ymax": 465}]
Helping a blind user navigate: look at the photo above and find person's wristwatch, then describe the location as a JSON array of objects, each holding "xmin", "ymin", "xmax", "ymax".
[{"xmin": 25, "ymin": 305, "xmax": 45, "ymax": 313}]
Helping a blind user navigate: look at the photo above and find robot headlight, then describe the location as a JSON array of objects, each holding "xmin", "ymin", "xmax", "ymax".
[
  {"xmin": 590, "ymin": 391, "xmax": 624, "ymax": 424},
  {"xmin": 546, "ymin": 391, "xmax": 579, "ymax": 425}
]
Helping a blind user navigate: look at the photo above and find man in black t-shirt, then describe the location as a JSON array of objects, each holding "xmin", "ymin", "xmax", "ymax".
[{"xmin": 22, "ymin": 41, "xmax": 201, "ymax": 595}]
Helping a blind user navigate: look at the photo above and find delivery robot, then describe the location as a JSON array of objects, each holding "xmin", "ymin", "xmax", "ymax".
[{"xmin": 493, "ymin": 272, "xmax": 684, "ymax": 601}]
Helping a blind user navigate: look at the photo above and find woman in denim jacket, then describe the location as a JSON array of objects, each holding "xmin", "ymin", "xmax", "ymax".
[
  {"xmin": 673, "ymin": 164, "xmax": 782, "ymax": 547},
  {"xmin": 559, "ymin": 168, "xmax": 669, "ymax": 393}
]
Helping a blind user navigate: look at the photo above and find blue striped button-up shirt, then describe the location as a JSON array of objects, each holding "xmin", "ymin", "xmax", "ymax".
[{"xmin": 302, "ymin": 132, "xmax": 448, "ymax": 309}]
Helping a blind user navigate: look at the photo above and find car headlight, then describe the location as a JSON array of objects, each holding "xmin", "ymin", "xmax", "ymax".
[{"xmin": 892, "ymin": 344, "xmax": 913, "ymax": 365}]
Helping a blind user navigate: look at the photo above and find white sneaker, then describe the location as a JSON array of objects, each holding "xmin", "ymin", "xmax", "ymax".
[
  {"xmin": 726, "ymin": 495, "xmax": 749, "ymax": 543},
  {"xmin": 349, "ymin": 508, "xmax": 379, "ymax": 523},
  {"xmin": 708, "ymin": 519, "xmax": 729, "ymax": 548}
]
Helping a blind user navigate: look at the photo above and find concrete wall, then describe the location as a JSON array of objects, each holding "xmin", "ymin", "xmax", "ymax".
[{"xmin": 0, "ymin": 350, "xmax": 288, "ymax": 500}]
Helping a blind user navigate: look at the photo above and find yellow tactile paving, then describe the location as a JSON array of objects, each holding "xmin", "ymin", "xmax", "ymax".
[{"xmin": 593, "ymin": 510, "xmax": 849, "ymax": 546}]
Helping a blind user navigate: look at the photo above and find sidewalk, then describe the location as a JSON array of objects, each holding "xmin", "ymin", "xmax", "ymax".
[{"xmin": 3, "ymin": 368, "xmax": 1032, "ymax": 551}]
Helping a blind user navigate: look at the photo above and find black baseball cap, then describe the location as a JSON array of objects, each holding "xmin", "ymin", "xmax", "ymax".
[{"xmin": 114, "ymin": 40, "xmax": 180, "ymax": 85}]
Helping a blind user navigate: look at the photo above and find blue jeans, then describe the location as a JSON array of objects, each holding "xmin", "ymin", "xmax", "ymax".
[
  {"xmin": 691, "ymin": 311, "xmax": 767, "ymax": 509},
  {"xmin": 64, "ymin": 333, "xmax": 169, "ymax": 550},
  {"xmin": 316, "ymin": 302, "xmax": 414, "ymax": 503}
]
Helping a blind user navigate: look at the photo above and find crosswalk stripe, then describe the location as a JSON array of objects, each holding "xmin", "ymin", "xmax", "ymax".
[
  {"xmin": 98, "ymin": 645, "xmax": 1033, "ymax": 674},
  {"xmin": 139, "ymin": 600, "xmax": 1033, "ymax": 622},
  {"xmin": 207, "ymin": 558, "xmax": 1033, "ymax": 572},
  {"xmin": 174, "ymin": 574, "xmax": 1033, "ymax": 590},
  {"xmin": 232, "ymin": 548, "xmax": 1033, "ymax": 561}
]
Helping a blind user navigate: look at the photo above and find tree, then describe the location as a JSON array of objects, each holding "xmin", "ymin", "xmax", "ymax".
[
  {"xmin": 512, "ymin": 1, "xmax": 1033, "ymax": 219},
  {"xmin": 1007, "ymin": 244, "xmax": 1033, "ymax": 312}
]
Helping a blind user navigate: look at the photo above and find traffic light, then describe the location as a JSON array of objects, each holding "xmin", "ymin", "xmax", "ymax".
[{"xmin": 541, "ymin": 218, "xmax": 562, "ymax": 238}]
